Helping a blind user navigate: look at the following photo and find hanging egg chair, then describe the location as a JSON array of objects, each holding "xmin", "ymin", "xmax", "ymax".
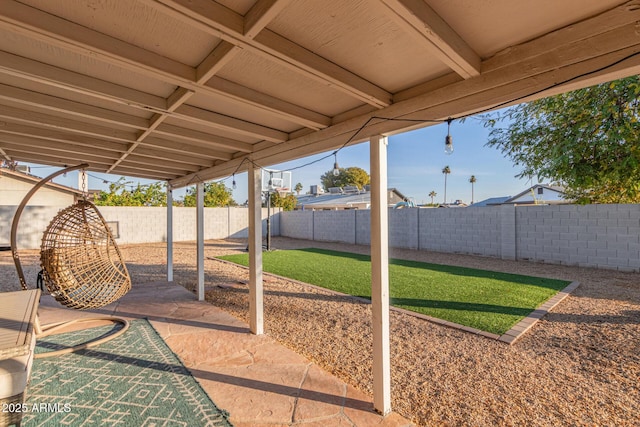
[
  {"xmin": 11, "ymin": 164, "xmax": 130, "ymax": 358},
  {"xmin": 40, "ymin": 199, "xmax": 131, "ymax": 310}
]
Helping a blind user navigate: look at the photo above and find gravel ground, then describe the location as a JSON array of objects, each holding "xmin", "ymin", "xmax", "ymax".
[{"xmin": 2, "ymin": 237, "xmax": 639, "ymax": 426}]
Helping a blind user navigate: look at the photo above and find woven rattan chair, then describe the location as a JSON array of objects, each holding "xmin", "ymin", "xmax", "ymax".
[{"xmin": 40, "ymin": 200, "xmax": 130, "ymax": 310}]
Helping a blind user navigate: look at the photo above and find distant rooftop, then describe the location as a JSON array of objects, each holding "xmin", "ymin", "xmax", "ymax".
[
  {"xmin": 469, "ymin": 196, "xmax": 511, "ymax": 207},
  {"xmin": 296, "ymin": 187, "xmax": 408, "ymax": 210}
]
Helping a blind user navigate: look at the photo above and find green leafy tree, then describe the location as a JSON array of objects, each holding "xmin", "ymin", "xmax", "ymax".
[
  {"xmin": 294, "ymin": 182, "xmax": 303, "ymax": 195},
  {"xmin": 428, "ymin": 190, "xmax": 437, "ymax": 205},
  {"xmin": 485, "ymin": 76, "xmax": 640, "ymax": 204},
  {"xmin": 469, "ymin": 175, "xmax": 477, "ymax": 204},
  {"xmin": 94, "ymin": 178, "xmax": 166, "ymax": 206},
  {"xmin": 320, "ymin": 166, "xmax": 370, "ymax": 191},
  {"xmin": 442, "ymin": 166, "xmax": 451, "ymax": 204},
  {"xmin": 182, "ymin": 182, "xmax": 236, "ymax": 207},
  {"xmin": 269, "ymin": 192, "xmax": 297, "ymax": 211}
]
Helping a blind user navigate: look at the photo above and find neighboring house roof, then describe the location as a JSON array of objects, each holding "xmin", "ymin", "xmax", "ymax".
[
  {"xmin": 469, "ymin": 196, "xmax": 511, "ymax": 207},
  {"xmin": 0, "ymin": 168, "xmax": 84, "ymax": 197},
  {"xmin": 296, "ymin": 188, "xmax": 407, "ymax": 210},
  {"xmin": 470, "ymin": 184, "xmax": 569, "ymax": 207},
  {"xmin": 441, "ymin": 200, "xmax": 468, "ymax": 208},
  {"xmin": 388, "ymin": 188, "xmax": 409, "ymax": 201},
  {"xmin": 505, "ymin": 184, "xmax": 568, "ymax": 205}
]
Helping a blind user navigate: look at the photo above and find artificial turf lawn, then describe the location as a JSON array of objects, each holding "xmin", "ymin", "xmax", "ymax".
[{"xmin": 218, "ymin": 248, "xmax": 570, "ymax": 335}]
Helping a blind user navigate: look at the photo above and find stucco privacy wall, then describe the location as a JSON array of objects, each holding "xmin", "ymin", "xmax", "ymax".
[
  {"xmin": 280, "ymin": 204, "xmax": 640, "ymax": 272},
  {"xmin": 0, "ymin": 206, "xmax": 281, "ymax": 249}
]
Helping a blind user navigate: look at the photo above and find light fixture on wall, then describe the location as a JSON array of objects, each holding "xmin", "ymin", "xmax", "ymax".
[
  {"xmin": 444, "ymin": 118, "xmax": 454, "ymax": 155},
  {"xmin": 332, "ymin": 152, "xmax": 340, "ymax": 176}
]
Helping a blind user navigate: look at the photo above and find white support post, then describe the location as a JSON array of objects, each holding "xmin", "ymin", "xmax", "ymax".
[
  {"xmin": 248, "ymin": 162, "xmax": 264, "ymax": 335},
  {"xmin": 370, "ymin": 135, "xmax": 391, "ymax": 415},
  {"xmin": 196, "ymin": 182, "xmax": 205, "ymax": 301},
  {"xmin": 167, "ymin": 186, "xmax": 173, "ymax": 282}
]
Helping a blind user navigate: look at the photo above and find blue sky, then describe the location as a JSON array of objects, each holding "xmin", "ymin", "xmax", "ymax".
[{"xmin": 24, "ymin": 111, "xmax": 534, "ymax": 205}]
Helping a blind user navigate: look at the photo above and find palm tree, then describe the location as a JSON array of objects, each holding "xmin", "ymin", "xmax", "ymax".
[
  {"xmin": 442, "ymin": 166, "xmax": 451, "ymax": 204},
  {"xmin": 428, "ymin": 190, "xmax": 437, "ymax": 205},
  {"xmin": 294, "ymin": 182, "xmax": 303, "ymax": 195},
  {"xmin": 469, "ymin": 175, "xmax": 477, "ymax": 204}
]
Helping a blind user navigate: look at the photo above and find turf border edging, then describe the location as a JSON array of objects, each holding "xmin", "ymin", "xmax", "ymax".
[
  {"xmin": 497, "ymin": 280, "xmax": 580, "ymax": 344},
  {"xmin": 212, "ymin": 257, "xmax": 580, "ymax": 344}
]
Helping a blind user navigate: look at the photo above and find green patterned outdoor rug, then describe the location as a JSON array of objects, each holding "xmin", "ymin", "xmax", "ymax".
[{"xmin": 22, "ymin": 319, "xmax": 233, "ymax": 427}]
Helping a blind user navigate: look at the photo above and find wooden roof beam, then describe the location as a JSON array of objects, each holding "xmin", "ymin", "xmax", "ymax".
[
  {"xmin": 114, "ymin": 154, "xmax": 203, "ymax": 173},
  {"xmin": 113, "ymin": 162, "xmax": 186, "ymax": 180},
  {"xmin": 174, "ymin": 104, "xmax": 288, "ymax": 143},
  {"xmin": 379, "ymin": 0, "xmax": 481, "ymax": 78},
  {"xmin": 244, "ymin": 0, "xmax": 293, "ymax": 38},
  {"xmin": 3, "ymin": 149, "xmax": 114, "ymax": 169},
  {"xmin": 196, "ymin": 0, "xmax": 291, "ymax": 95},
  {"xmin": 0, "ymin": 51, "xmax": 167, "ymax": 112},
  {"xmin": 170, "ymin": 22, "xmax": 640, "ymax": 187},
  {"xmin": 148, "ymin": 0, "xmax": 392, "ymax": 108},
  {"xmin": 153, "ymin": 123, "xmax": 254, "ymax": 153},
  {"xmin": 131, "ymin": 147, "xmax": 215, "ymax": 167},
  {"xmin": 108, "ymin": 165, "xmax": 180, "ymax": 181},
  {"xmin": 108, "ymin": 87, "xmax": 195, "ymax": 173},
  {"xmin": 0, "ymin": 104, "xmax": 137, "ymax": 143},
  {"xmin": 0, "ymin": 103, "xmax": 249, "ymax": 160},
  {"xmin": 196, "ymin": 41, "xmax": 241, "ymax": 84},
  {"xmin": 141, "ymin": 136, "xmax": 234, "ymax": 161},
  {"xmin": 0, "ymin": 146, "xmax": 12, "ymax": 162},
  {"xmin": 0, "ymin": 0, "xmax": 329, "ymax": 129},
  {"xmin": 396, "ymin": 2, "xmax": 640, "ymax": 103},
  {"xmin": 0, "ymin": 79, "xmax": 284, "ymax": 143},
  {"xmin": 0, "ymin": 133, "xmax": 211, "ymax": 168},
  {"xmin": 0, "ymin": 139, "xmax": 119, "ymax": 163},
  {"xmin": 0, "ymin": 122, "xmax": 130, "ymax": 152},
  {"xmin": 0, "ymin": 83, "xmax": 149, "ymax": 130}
]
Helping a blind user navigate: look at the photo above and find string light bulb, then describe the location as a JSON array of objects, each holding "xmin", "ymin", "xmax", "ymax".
[
  {"xmin": 232, "ymin": 174, "xmax": 237, "ymax": 190},
  {"xmin": 332, "ymin": 152, "xmax": 340, "ymax": 177},
  {"xmin": 444, "ymin": 118, "xmax": 454, "ymax": 155}
]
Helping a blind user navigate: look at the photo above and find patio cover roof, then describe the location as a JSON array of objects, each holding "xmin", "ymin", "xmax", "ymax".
[{"xmin": 1, "ymin": 0, "xmax": 639, "ymax": 186}]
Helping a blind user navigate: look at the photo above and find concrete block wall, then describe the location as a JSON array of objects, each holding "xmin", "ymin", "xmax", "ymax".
[
  {"xmin": 98, "ymin": 206, "xmax": 169, "ymax": 243},
  {"xmin": 1, "ymin": 205, "xmax": 280, "ymax": 248},
  {"xmin": 500, "ymin": 205, "xmax": 517, "ymax": 260},
  {"xmin": 280, "ymin": 204, "xmax": 640, "ymax": 271},
  {"xmin": 9, "ymin": 202, "xmax": 640, "ymax": 272},
  {"xmin": 416, "ymin": 207, "xmax": 501, "ymax": 256},
  {"xmin": 389, "ymin": 209, "xmax": 419, "ymax": 249},
  {"xmin": 99, "ymin": 206, "xmax": 280, "ymax": 243},
  {"xmin": 280, "ymin": 210, "xmax": 314, "ymax": 240},
  {"xmin": 516, "ymin": 204, "xmax": 640, "ymax": 271},
  {"xmin": 312, "ymin": 210, "xmax": 357, "ymax": 244},
  {"xmin": 280, "ymin": 207, "xmax": 502, "ymax": 256},
  {"xmin": 355, "ymin": 210, "xmax": 371, "ymax": 245}
]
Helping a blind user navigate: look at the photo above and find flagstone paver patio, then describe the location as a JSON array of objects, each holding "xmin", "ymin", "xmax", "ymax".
[{"xmin": 35, "ymin": 281, "xmax": 414, "ymax": 427}]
